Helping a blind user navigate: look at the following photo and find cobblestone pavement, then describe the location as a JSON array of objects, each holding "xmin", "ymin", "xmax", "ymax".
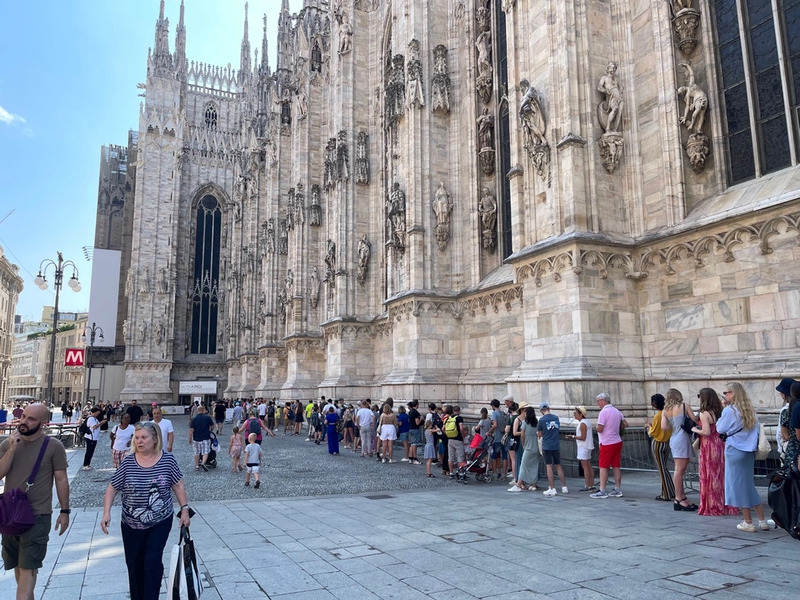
[{"xmin": 68, "ymin": 415, "xmax": 453, "ymax": 507}]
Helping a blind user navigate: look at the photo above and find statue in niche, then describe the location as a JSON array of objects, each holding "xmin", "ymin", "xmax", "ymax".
[
  {"xmin": 677, "ymin": 63, "xmax": 707, "ymax": 133},
  {"xmin": 324, "ymin": 137, "xmax": 337, "ymax": 190},
  {"xmin": 386, "ymin": 182, "xmax": 407, "ymax": 249},
  {"xmin": 264, "ymin": 218, "xmax": 275, "ymax": 254},
  {"xmin": 432, "ymin": 181, "xmax": 453, "ymax": 251},
  {"xmin": 155, "ymin": 321, "xmax": 165, "ymax": 346},
  {"xmin": 597, "ymin": 61, "xmax": 624, "ymax": 133},
  {"xmin": 285, "ymin": 269, "xmax": 294, "ymax": 295},
  {"xmin": 258, "ymin": 291, "xmax": 267, "ymax": 324},
  {"xmin": 406, "ymin": 40, "xmax": 424, "ymax": 109},
  {"xmin": 309, "ymin": 267, "xmax": 320, "ymax": 308},
  {"xmin": 475, "ymin": 31, "xmax": 492, "ymax": 77},
  {"xmin": 310, "ymin": 185, "xmax": 322, "ymax": 226},
  {"xmin": 157, "ymin": 268, "xmax": 168, "ymax": 294},
  {"xmin": 389, "ymin": 54, "xmax": 406, "ymax": 122},
  {"xmin": 597, "ymin": 61, "xmax": 625, "ymax": 173},
  {"xmin": 678, "ymin": 62, "xmax": 710, "ymax": 173},
  {"xmin": 478, "ymin": 187, "xmax": 497, "ymax": 252},
  {"xmin": 138, "ymin": 320, "xmax": 148, "ymax": 344},
  {"xmin": 324, "ymin": 239, "xmax": 336, "ymax": 279},
  {"xmin": 431, "ymin": 45, "xmax": 451, "ymax": 114},
  {"xmin": 477, "ymin": 108, "xmax": 494, "ymax": 149},
  {"xmin": 337, "ymin": 130, "xmax": 349, "ymax": 181},
  {"xmin": 239, "ymin": 308, "xmax": 248, "ymax": 330},
  {"xmin": 286, "ymin": 188, "xmax": 295, "ymax": 230},
  {"xmin": 139, "ymin": 268, "xmax": 149, "ymax": 294},
  {"xmin": 279, "ymin": 219, "xmax": 288, "ymax": 254},
  {"xmin": 336, "ymin": 11, "xmax": 352, "ymax": 55},
  {"xmin": 357, "ymin": 235, "xmax": 371, "ymax": 285},
  {"xmin": 294, "ymin": 59, "xmax": 308, "ymax": 120},
  {"xmin": 355, "ymin": 132, "xmax": 370, "ymax": 184},
  {"xmin": 277, "ymin": 289, "xmax": 288, "ymax": 325},
  {"xmin": 295, "ymin": 184, "xmax": 305, "ymax": 224},
  {"xmin": 519, "ymin": 79, "xmax": 550, "ymax": 180}
]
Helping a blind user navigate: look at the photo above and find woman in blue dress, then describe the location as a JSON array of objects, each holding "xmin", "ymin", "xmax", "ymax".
[{"xmin": 326, "ymin": 407, "xmax": 340, "ymax": 455}]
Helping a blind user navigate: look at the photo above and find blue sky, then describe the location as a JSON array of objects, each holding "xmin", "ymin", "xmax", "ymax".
[{"xmin": 0, "ymin": 0, "xmax": 296, "ymax": 321}]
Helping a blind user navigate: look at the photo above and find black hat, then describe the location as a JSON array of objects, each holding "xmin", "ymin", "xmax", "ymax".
[{"xmin": 776, "ymin": 378, "xmax": 797, "ymax": 396}]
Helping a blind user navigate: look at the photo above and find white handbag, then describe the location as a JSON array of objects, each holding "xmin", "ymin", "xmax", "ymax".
[{"xmin": 755, "ymin": 422, "xmax": 770, "ymax": 461}]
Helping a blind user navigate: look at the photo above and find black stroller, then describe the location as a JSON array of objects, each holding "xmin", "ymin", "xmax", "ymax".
[{"xmin": 205, "ymin": 432, "xmax": 219, "ymax": 469}]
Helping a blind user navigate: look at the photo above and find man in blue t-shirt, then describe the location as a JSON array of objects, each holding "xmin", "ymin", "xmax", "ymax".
[
  {"xmin": 537, "ymin": 402, "xmax": 568, "ymax": 496},
  {"xmin": 189, "ymin": 405, "xmax": 215, "ymax": 471}
]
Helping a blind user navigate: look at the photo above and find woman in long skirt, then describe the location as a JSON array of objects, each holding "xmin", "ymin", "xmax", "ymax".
[{"xmin": 325, "ymin": 407, "xmax": 340, "ymax": 455}]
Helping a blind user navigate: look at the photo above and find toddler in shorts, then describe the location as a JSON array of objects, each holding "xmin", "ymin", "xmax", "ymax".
[{"xmin": 244, "ymin": 433, "xmax": 262, "ymax": 489}]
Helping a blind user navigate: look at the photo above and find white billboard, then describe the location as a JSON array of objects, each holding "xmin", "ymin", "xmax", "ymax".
[
  {"xmin": 179, "ymin": 381, "xmax": 217, "ymax": 395},
  {"xmin": 87, "ymin": 248, "xmax": 121, "ymax": 347}
]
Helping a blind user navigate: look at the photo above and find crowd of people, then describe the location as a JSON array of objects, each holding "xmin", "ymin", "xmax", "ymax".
[{"xmin": 1, "ymin": 377, "xmax": 797, "ymax": 600}]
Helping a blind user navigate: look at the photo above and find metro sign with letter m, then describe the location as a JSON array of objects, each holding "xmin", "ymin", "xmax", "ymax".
[{"xmin": 64, "ymin": 348, "xmax": 85, "ymax": 367}]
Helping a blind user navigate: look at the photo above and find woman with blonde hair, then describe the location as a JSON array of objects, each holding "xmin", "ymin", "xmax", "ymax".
[
  {"xmin": 717, "ymin": 382, "xmax": 772, "ymax": 532},
  {"xmin": 378, "ymin": 404, "xmax": 398, "ymax": 463},
  {"xmin": 691, "ymin": 388, "xmax": 738, "ymax": 516},
  {"xmin": 661, "ymin": 388, "xmax": 697, "ymax": 511}
]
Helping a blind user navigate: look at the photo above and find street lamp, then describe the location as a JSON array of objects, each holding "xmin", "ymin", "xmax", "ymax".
[
  {"xmin": 81, "ymin": 322, "xmax": 104, "ymax": 406},
  {"xmin": 34, "ymin": 252, "xmax": 81, "ymax": 406}
]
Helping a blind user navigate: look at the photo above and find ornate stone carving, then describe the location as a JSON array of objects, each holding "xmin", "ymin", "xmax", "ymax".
[
  {"xmin": 677, "ymin": 62, "xmax": 710, "ymax": 173},
  {"xmin": 310, "ymin": 185, "xmax": 322, "ymax": 226},
  {"xmin": 476, "ymin": 0, "xmax": 491, "ymax": 32},
  {"xmin": 286, "ymin": 188, "xmax": 295, "ymax": 230},
  {"xmin": 295, "ymin": 184, "xmax": 305, "ymax": 224},
  {"xmin": 138, "ymin": 320, "xmax": 148, "ymax": 344},
  {"xmin": 279, "ymin": 219, "xmax": 288, "ymax": 254},
  {"xmin": 336, "ymin": 11, "xmax": 352, "ymax": 55},
  {"xmin": 264, "ymin": 218, "xmax": 275, "ymax": 254},
  {"xmin": 309, "ymin": 266, "xmax": 320, "ymax": 308},
  {"xmin": 258, "ymin": 291, "xmax": 267, "ymax": 324},
  {"xmin": 406, "ymin": 40, "xmax": 424, "ymax": 109},
  {"xmin": 386, "ymin": 182, "xmax": 407, "ymax": 250},
  {"xmin": 597, "ymin": 61, "xmax": 625, "ymax": 173},
  {"xmin": 324, "ymin": 239, "xmax": 336, "ymax": 304},
  {"xmin": 355, "ymin": 132, "xmax": 370, "ymax": 184},
  {"xmin": 277, "ymin": 289, "xmax": 288, "ymax": 324},
  {"xmin": 386, "ymin": 54, "xmax": 406, "ymax": 125},
  {"xmin": 122, "ymin": 319, "xmax": 129, "ymax": 342},
  {"xmin": 324, "ymin": 137, "xmax": 337, "ymax": 190},
  {"xmin": 355, "ymin": 0, "xmax": 379, "ymax": 11},
  {"xmin": 154, "ymin": 320, "xmax": 165, "ymax": 346},
  {"xmin": 432, "ymin": 181, "xmax": 453, "ymax": 251},
  {"xmin": 672, "ymin": 2, "xmax": 701, "ymax": 57},
  {"xmin": 157, "ymin": 268, "xmax": 169, "ymax": 294},
  {"xmin": 477, "ymin": 107, "xmax": 495, "ymax": 176},
  {"xmin": 431, "ymin": 45, "xmax": 450, "ymax": 115},
  {"xmin": 478, "ymin": 187, "xmax": 497, "ymax": 253},
  {"xmin": 519, "ymin": 79, "xmax": 550, "ymax": 180},
  {"xmin": 502, "ymin": 0, "xmax": 517, "ymax": 11},
  {"xmin": 336, "ymin": 130, "xmax": 349, "ymax": 182},
  {"xmin": 475, "ymin": 31, "xmax": 493, "ymax": 104},
  {"xmin": 285, "ymin": 269, "xmax": 294, "ymax": 296},
  {"xmin": 125, "ymin": 270, "xmax": 133, "ymax": 297},
  {"xmin": 357, "ymin": 234, "xmax": 371, "ymax": 285},
  {"xmin": 139, "ymin": 268, "xmax": 149, "ymax": 295}
]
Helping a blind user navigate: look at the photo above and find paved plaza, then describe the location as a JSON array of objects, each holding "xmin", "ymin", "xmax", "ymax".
[{"xmin": 1, "ymin": 415, "xmax": 798, "ymax": 599}]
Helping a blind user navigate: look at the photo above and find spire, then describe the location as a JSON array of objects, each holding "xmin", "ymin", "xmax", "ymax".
[
  {"xmin": 175, "ymin": 0, "xmax": 186, "ymax": 75},
  {"xmin": 260, "ymin": 14, "xmax": 269, "ymax": 73},
  {"xmin": 152, "ymin": 0, "xmax": 173, "ymax": 74},
  {"xmin": 277, "ymin": 0, "xmax": 293, "ymax": 72},
  {"xmin": 240, "ymin": 2, "xmax": 252, "ymax": 81},
  {"xmin": 282, "ymin": 0, "xmax": 290, "ymax": 12}
]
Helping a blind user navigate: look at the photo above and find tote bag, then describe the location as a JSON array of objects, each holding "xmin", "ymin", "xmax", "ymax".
[{"xmin": 168, "ymin": 525, "xmax": 204, "ymax": 600}]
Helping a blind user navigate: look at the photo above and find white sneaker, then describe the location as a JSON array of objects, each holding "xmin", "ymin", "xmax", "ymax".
[
  {"xmin": 737, "ymin": 521, "xmax": 757, "ymax": 533},
  {"xmin": 759, "ymin": 519, "xmax": 775, "ymax": 531},
  {"xmin": 401, "ymin": 458, "xmax": 410, "ymax": 462},
  {"xmin": 506, "ymin": 472, "xmax": 514, "ymax": 479},
  {"xmin": 382, "ymin": 458, "xmax": 387, "ymax": 464},
  {"xmin": 561, "ymin": 486, "xmax": 569, "ymax": 494},
  {"xmin": 388, "ymin": 459, "xmax": 395, "ymax": 463},
  {"xmin": 507, "ymin": 486, "xmax": 522, "ymax": 493},
  {"xmin": 543, "ymin": 488, "xmax": 557, "ymax": 497}
]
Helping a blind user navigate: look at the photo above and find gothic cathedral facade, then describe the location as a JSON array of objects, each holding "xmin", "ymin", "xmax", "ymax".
[{"xmin": 117, "ymin": 0, "xmax": 800, "ymax": 416}]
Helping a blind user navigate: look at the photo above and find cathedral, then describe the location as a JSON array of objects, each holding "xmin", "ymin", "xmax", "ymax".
[{"xmin": 108, "ymin": 0, "xmax": 800, "ymax": 417}]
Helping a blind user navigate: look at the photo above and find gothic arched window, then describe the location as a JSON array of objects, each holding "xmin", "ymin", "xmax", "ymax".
[
  {"xmin": 204, "ymin": 103, "xmax": 218, "ymax": 130},
  {"xmin": 190, "ymin": 195, "xmax": 221, "ymax": 354},
  {"xmin": 311, "ymin": 41, "xmax": 322, "ymax": 72},
  {"xmin": 713, "ymin": 0, "xmax": 799, "ymax": 184}
]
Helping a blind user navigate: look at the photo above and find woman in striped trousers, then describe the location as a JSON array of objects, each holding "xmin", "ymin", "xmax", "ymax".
[{"xmin": 647, "ymin": 393, "xmax": 676, "ymax": 501}]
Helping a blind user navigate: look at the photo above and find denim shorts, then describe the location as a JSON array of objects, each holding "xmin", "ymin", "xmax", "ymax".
[
  {"xmin": 397, "ymin": 431, "xmax": 410, "ymax": 443},
  {"xmin": 409, "ymin": 429, "xmax": 422, "ymax": 445},
  {"xmin": 491, "ymin": 441, "xmax": 508, "ymax": 460}
]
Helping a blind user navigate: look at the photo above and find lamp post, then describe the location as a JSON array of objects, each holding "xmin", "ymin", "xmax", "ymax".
[
  {"xmin": 34, "ymin": 252, "xmax": 81, "ymax": 406},
  {"xmin": 81, "ymin": 322, "xmax": 104, "ymax": 406}
]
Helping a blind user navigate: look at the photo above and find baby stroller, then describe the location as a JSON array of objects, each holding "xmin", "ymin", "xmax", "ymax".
[
  {"xmin": 205, "ymin": 432, "xmax": 219, "ymax": 469},
  {"xmin": 457, "ymin": 434, "xmax": 493, "ymax": 483}
]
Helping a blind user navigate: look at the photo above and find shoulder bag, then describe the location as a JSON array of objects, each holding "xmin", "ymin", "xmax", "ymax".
[
  {"xmin": 755, "ymin": 422, "xmax": 770, "ymax": 460},
  {"xmin": 0, "ymin": 437, "xmax": 50, "ymax": 536},
  {"xmin": 168, "ymin": 525, "xmax": 204, "ymax": 600}
]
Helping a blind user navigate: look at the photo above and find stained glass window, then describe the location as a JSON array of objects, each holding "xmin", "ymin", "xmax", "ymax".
[{"xmin": 190, "ymin": 195, "xmax": 221, "ymax": 354}]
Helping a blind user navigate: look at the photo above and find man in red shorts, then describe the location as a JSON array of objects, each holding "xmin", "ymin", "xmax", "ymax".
[{"xmin": 590, "ymin": 392, "xmax": 628, "ymax": 499}]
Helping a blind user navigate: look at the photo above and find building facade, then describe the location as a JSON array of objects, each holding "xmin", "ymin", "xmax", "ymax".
[
  {"xmin": 113, "ymin": 0, "xmax": 800, "ymax": 417},
  {"xmin": 0, "ymin": 246, "xmax": 24, "ymax": 406}
]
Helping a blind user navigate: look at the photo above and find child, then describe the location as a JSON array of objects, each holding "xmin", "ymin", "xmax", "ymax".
[
  {"xmin": 229, "ymin": 426, "xmax": 244, "ymax": 472},
  {"xmin": 424, "ymin": 418, "xmax": 439, "ymax": 478},
  {"xmin": 244, "ymin": 433, "xmax": 262, "ymax": 489}
]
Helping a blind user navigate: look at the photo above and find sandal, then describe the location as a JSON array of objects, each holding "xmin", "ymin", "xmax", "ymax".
[
  {"xmin": 674, "ymin": 498, "xmax": 698, "ymax": 511},
  {"xmin": 426, "ymin": 473, "xmax": 436, "ymax": 478},
  {"xmin": 655, "ymin": 495, "xmax": 673, "ymax": 501}
]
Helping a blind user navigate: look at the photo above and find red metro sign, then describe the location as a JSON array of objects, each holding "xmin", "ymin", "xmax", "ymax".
[{"xmin": 64, "ymin": 348, "xmax": 85, "ymax": 367}]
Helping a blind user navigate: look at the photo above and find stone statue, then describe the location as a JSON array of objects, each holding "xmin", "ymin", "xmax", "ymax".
[
  {"xmin": 295, "ymin": 184, "xmax": 305, "ymax": 225},
  {"xmin": 265, "ymin": 218, "xmax": 275, "ymax": 254},
  {"xmin": 286, "ymin": 188, "xmax": 295, "ymax": 230},
  {"xmin": 155, "ymin": 321, "xmax": 165, "ymax": 346},
  {"xmin": 277, "ymin": 289, "xmax": 288, "ymax": 325},
  {"xmin": 337, "ymin": 130, "xmax": 349, "ymax": 181},
  {"xmin": 309, "ymin": 267, "xmax": 320, "ymax": 308},
  {"xmin": 157, "ymin": 268, "xmax": 168, "ymax": 294},
  {"xmin": 285, "ymin": 269, "xmax": 294, "ymax": 294},
  {"xmin": 324, "ymin": 137, "xmax": 337, "ymax": 189},
  {"xmin": 355, "ymin": 132, "xmax": 370, "ymax": 184},
  {"xmin": 431, "ymin": 45, "xmax": 451, "ymax": 114},
  {"xmin": 357, "ymin": 234, "xmax": 371, "ymax": 285},
  {"xmin": 138, "ymin": 320, "xmax": 148, "ymax": 344},
  {"xmin": 310, "ymin": 185, "xmax": 322, "ymax": 226},
  {"xmin": 139, "ymin": 268, "xmax": 149, "ymax": 294},
  {"xmin": 478, "ymin": 187, "xmax": 497, "ymax": 252},
  {"xmin": 324, "ymin": 239, "xmax": 336, "ymax": 280},
  {"xmin": 475, "ymin": 31, "xmax": 492, "ymax": 76},
  {"xmin": 258, "ymin": 291, "xmax": 267, "ymax": 323},
  {"xmin": 279, "ymin": 219, "xmax": 288, "ymax": 254},
  {"xmin": 122, "ymin": 319, "xmax": 128, "ymax": 341},
  {"xmin": 337, "ymin": 11, "xmax": 352, "ymax": 55},
  {"xmin": 597, "ymin": 61, "xmax": 624, "ymax": 133},
  {"xmin": 677, "ymin": 62, "xmax": 708, "ymax": 133},
  {"xmin": 519, "ymin": 79, "xmax": 550, "ymax": 179},
  {"xmin": 406, "ymin": 40, "xmax": 424, "ymax": 109},
  {"xmin": 477, "ymin": 107, "xmax": 494, "ymax": 150},
  {"xmin": 387, "ymin": 182, "xmax": 406, "ymax": 249},
  {"xmin": 432, "ymin": 181, "xmax": 453, "ymax": 251}
]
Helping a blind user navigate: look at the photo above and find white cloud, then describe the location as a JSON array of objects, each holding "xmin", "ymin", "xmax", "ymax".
[{"xmin": 0, "ymin": 104, "xmax": 26, "ymax": 125}]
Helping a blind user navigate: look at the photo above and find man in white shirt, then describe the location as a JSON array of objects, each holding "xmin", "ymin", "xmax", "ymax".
[
  {"xmin": 82, "ymin": 406, "xmax": 107, "ymax": 471},
  {"xmin": 151, "ymin": 406, "xmax": 174, "ymax": 452},
  {"xmin": 356, "ymin": 400, "xmax": 375, "ymax": 457}
]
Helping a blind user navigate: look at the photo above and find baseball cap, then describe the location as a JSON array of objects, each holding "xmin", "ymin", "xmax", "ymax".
[{"xmin": 539, "ymin": 402, "xmax": 549, "ymax": 409}]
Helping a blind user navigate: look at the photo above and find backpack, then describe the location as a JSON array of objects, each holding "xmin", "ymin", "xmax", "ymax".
[
  {"xmin": 248, "ymin": 417, "xmax": 262, "ymax": 439},
  {"xmin": 79, "ymin": 418, "xmax": 91, "ymax": 436},
  {"xmin": 267, "ymin": 405, "xmax": 275, "ymax": 418},
  {"xmin": 287, "ymin": 408, "xmax": 295, "ymax": 421},
  {"xmin": 311, "ymin": 412, "xmax": 321, "ymax": 427},
  {"xmin": 444, "ymin": 416, "xmax": 459, "ymax": 438}
]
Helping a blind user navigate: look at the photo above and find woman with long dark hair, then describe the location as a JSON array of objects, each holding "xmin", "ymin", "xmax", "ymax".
[
  {"xmin": 692, "ymin": 388, "xmax": 738, "ymax": 516},
  {"xmin": 508, "ymin": 407, "xmax": 540, "ymax": 492},
  {"xmin": 647, "ymin": 393, "xmax": 674, "ymax": 501}
]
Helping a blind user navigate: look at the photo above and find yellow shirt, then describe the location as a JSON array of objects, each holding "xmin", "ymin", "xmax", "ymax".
[
  {"xmin": 648, "ymin": 410, "xmax": 671, "ymax": 443},
  {"xmin": 305, "ymin": 403, "xmax": 313, "ymax": 418}
]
